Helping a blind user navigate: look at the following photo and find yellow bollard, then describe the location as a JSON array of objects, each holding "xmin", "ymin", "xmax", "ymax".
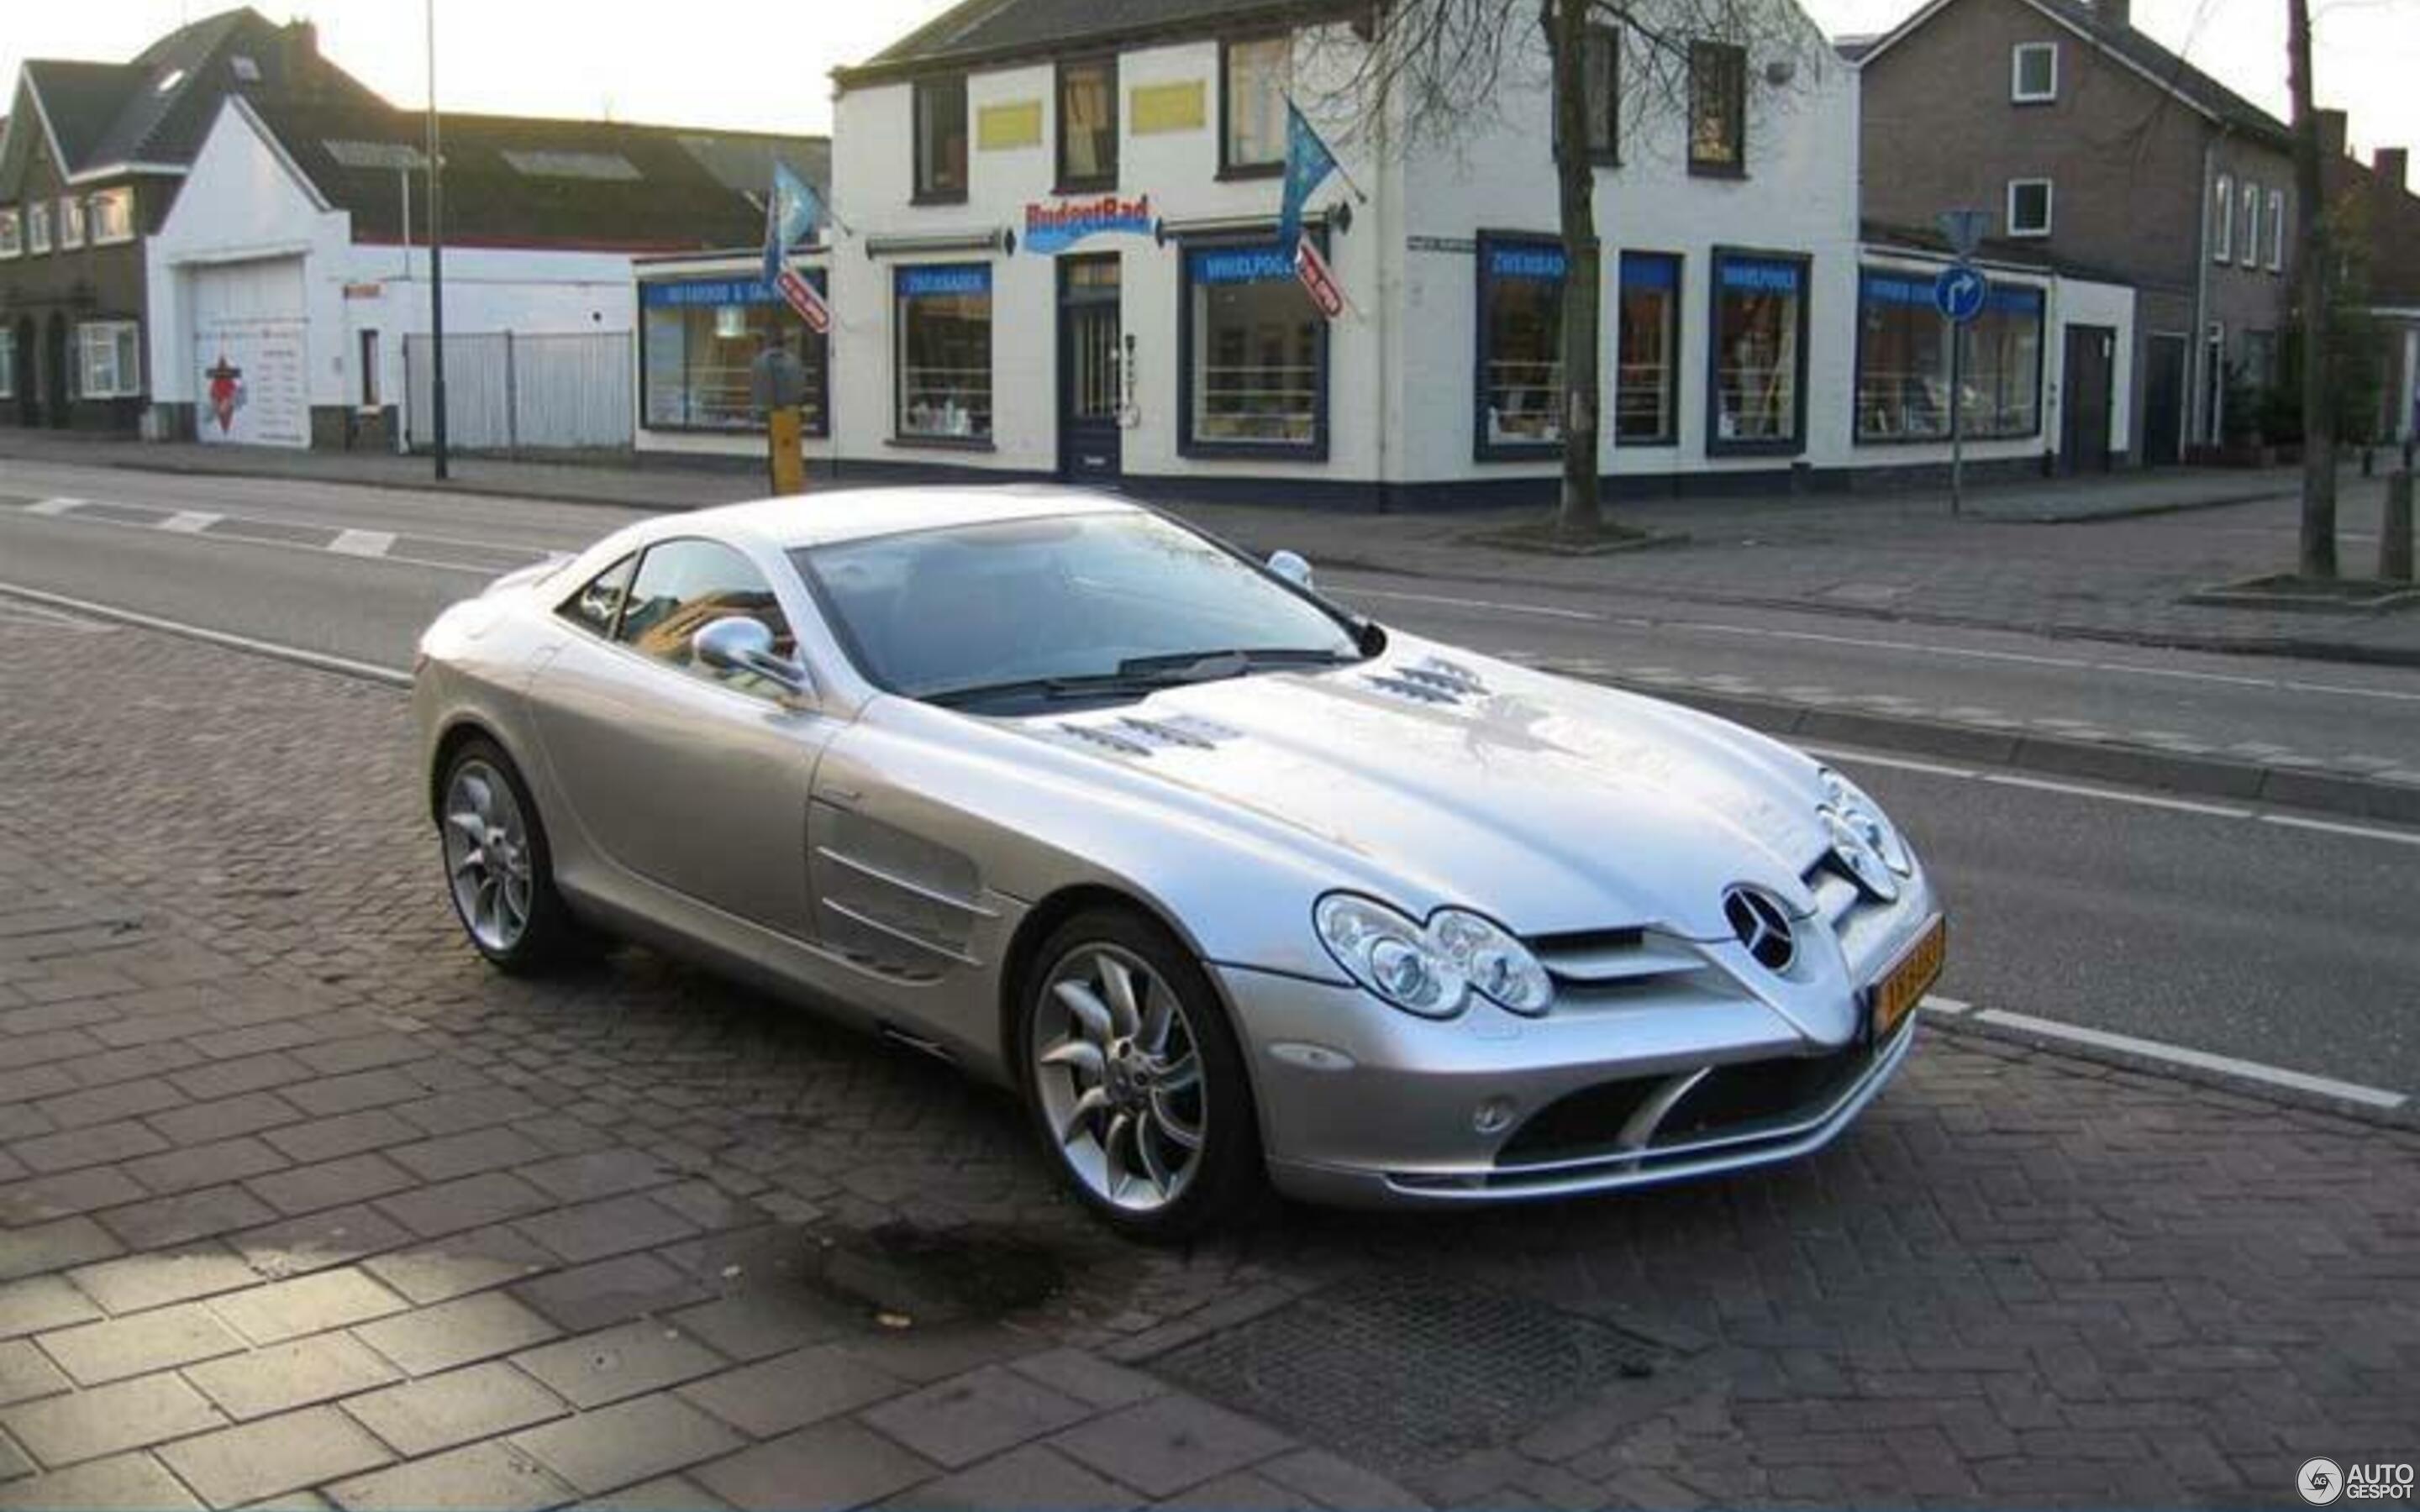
[{"xmin": 766, "ymin": 407, "xmax": 806, "ymax": 496}]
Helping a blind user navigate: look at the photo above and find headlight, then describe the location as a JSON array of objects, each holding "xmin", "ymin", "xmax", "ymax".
[
  {"xmin": 1313, "ymin": 895, "xmax": 1551, "ymax": 1018},
  {"xmin": 1818, "ymin": 767, "xmax": 1913, "ymax": 876}
]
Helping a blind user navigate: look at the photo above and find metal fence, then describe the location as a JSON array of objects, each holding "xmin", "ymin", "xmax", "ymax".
[{"xmin": 405, "ymin": 331, "xmax": 631, "ymax": 453}]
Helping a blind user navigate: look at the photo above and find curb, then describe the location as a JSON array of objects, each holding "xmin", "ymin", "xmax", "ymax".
[
  {"xmin": 1556, "ymin": 669, "xmax": 2420, "ymax": 827},
  {"xmin": 4, "ymin": 449, "xmax": 735, "ymax": 516}
]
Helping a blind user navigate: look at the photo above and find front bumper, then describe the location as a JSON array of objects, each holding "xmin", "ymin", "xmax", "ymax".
[{"xmin": 1218, "ymin": 878, "xmax": 1939, "ymax": 1209}]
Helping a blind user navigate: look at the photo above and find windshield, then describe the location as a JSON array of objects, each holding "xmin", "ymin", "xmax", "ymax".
[{"xmin": 792, "ymin": 511, "xmax": 1364, "ymax": 705}]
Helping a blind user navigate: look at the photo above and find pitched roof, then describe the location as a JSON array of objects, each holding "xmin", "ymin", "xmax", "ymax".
[
  {"xmin": 836, "ymin": 0, "xmax": 1356, "ymax": 85},
  {"xmin": 232, "ymin": 95, "xmax": 829, "ymax": 254},
  {"xmin": 1859, "ymin": 0, "xmax": 2291, "ymax": 150}
]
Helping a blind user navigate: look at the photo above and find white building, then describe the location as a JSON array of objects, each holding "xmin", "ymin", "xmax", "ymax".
[
  {"xmin": 146, "ymin": 93, "xmax": 823, "ymax": 451},
  {"xmin": 634, "ymin": 0, "xmax": 2125, "ymax": 501}
]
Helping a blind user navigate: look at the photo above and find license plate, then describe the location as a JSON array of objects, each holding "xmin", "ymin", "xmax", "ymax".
[{"xmin": 1869, "ymin": 916, "xmax": 1946, "ymax": 1039}]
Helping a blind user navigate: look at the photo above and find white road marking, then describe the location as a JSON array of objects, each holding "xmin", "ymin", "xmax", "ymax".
[
  {"xmin": 328, "ymin": 528, "xmax": 398, "ymax": 558},
  {"xmin": 1798, "ymin": 745, "xmax": 1979, "ymax": 780},
  {"xmin": 0, "ymin": 581, "xmax": 411, "ymax": 688},
  {"xmin": 159, "ymin": 511, "xmax": 223, "ymax": 534},
  {"xmin": 1918, "ymin": 994, "xmax": 1972, "ymax": 1016},
  {"xmin": 24, "ymin": 496, "xmax": 85, "ymax": 516},
  {"xmin": 2259, "ymin": 813, "xmax": 2420, "ymax": 848},
  {"xmin": 1970, "ymin": 1006, "xmax": 2408, "ymax": 1110},
  {"xmin": 1975, "ymin": 772, "xmax": 2254, "ymax": 818}
]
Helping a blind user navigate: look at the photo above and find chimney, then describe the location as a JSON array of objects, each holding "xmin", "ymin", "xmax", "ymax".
[
  {"xmin": 2096, "ymin": 0, "xmax": 2129, "ymax": 29},
  {"xmin": 280, "ymin": 19, "xmax": 320, "ymax": 97},
  {"xmin": 2317, "ymin": 108, "xmax": 2348, "ymax": 161},
  {"xmin": 2377, "ymin": 146, "xmax": 2410, "ymax": 194}
]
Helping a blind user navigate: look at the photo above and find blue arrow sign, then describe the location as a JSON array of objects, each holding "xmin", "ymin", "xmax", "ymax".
[{"xmin": 1934, "ymin": 264, "xmax": 1989, "ymax": 323}]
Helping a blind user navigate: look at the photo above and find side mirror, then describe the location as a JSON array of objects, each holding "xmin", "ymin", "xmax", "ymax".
[
  {"xmin": 1267, "ymin": 549, "xmax": 1315, "ymax": 591},
  {"xmin": 692, "ymin": 616, "xmax": 813, "ymax": 697}
]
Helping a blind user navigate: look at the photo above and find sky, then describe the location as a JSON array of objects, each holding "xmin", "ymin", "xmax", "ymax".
[{"xmin": 2, "ymin": 0, "xmax": 2413, "ymax": 165}]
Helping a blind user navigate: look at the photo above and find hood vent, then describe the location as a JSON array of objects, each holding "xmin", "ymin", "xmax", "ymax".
[{"xmin": 1362, "ymin": 656, "xmax": 1489, "ymax": 708}]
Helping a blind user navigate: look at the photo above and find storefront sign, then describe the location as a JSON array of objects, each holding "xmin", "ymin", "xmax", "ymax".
[
  {"xmin": 1192, "ymin": 246, "xmax": 1296, "ymax": 284},
  {"xmin": 1295, "ymin": 239, "xmax": 1345, "ymax": 320},
  {"xmin": 1861, "ymin": 269, "xmax": 2041, "ymax": 314},
  {"xmin": 642, "ymin": 276, "xmax": 780, "ymax": 308},
  {"xmin": 1718, "ymin": 257, "xmax": 1802, "ymax": 294},
  {"xmin": 897, "ymin": 265, "xmax": 992, "ymax": 297},
  {"xmin": 1130, "ymin": 81, "xmax": 1205, "ymax": 134},
  {"xmin": 978, "ymin": 101, "xmax": 1043, "ymax": 151},
  {"xmin": 1487, "ymin": 244, "xmax": 1566, "ymax": 281},
  {"xmin": 776, "ymin": 265, "xmax": 831, "ymax": 333},
  {"xmin": 1023, "ymin": 194, "xmax": 1153, "ymax": 255},
  {"xmin": 197, "ymin": 325, "xmax": 308, "ymax": 449}
]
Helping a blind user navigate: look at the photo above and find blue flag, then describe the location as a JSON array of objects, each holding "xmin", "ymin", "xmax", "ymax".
[
  {"xmin": 762, "ymin": 160, "xmax": 823, "ymax": 285},
  {"xmin": 1275, "ymin": 102, "xmax": 1337, "ymax": 253}
]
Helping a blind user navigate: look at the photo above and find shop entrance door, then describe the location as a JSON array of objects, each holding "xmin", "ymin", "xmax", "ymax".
[
  {"xmin": 2060, "ymin": 324, "xmax": 2115, "ymax": 474},
  {"xmin": 2142, "ymin": 334, "xmax": 2186, "ymax": 466},
  {"xmin": 1057, "ymin": 255, "xmax": 1122, "ymax": 481}
]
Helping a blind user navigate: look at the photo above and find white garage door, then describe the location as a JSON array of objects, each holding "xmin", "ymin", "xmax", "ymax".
[{"xmin": 191, "ymin": 258, "xmax": 308, "ymax": 449}]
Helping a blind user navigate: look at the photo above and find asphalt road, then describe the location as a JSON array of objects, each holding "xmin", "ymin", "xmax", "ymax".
[{"xmin": 4, "ymin": 459, "xmax": 2417, "ymax": 1094}]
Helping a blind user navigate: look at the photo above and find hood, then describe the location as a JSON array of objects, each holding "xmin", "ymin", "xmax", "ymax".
[{"xmin": 1009, "ymin": 637, "xmax": 1832, "ymax": 942}]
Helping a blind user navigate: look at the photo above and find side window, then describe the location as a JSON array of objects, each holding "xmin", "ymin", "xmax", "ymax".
[
  {"xmin": 556, "ymin": 553, "xmax": 637, "ymax": 637},
  {"xmin": 614, "ymin": 538, "xmax": 797, "ymax": 694}
]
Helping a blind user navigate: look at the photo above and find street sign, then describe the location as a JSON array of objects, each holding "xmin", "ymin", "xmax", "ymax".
[
  {"xmin": 1293, "ymin": 239, "xmax": 1345, "ymax": 321},
  {"xmin": 1935, "ymin": 208, "xmax": 1991, "ymax": 259},
  {"xmin": 1933, "ymin": 263, "xmax": 1989, "ymax": 324},
  {"xmin": 776, "ymin": 266, "xmax": 830, "ymax": 335}
]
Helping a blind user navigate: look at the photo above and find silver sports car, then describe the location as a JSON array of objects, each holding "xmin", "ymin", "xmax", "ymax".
[{"xmin": 413, "ymin": 487, "xmax": 1944, "ymax": 1238}]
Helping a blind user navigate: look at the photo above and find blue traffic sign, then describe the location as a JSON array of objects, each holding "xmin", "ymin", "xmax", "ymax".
[{"xmin": 1933, "ymin": 264, "xmax": 1989, "ymax": 323}]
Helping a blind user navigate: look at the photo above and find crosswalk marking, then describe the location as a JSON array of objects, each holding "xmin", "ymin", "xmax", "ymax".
[
  {"xmin": 160, "ymin": 511, "xmax": 223, "ymax": 534},
  {"xmin": 24, "ymin": 496, "xmax": 85, "ymax": 516},
  {"xmin": 328, "ymin": 528, "xmax": 397, "ymax": 558}
]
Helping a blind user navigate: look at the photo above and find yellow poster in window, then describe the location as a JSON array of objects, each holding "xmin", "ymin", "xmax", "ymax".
[
  {"xmin": 1130, "ymin": 81, "xmax": 1206, "ymax": 134},
  {"xmin": 977, "ymin": 101, "xmax": 1043, "ymax": 150}
]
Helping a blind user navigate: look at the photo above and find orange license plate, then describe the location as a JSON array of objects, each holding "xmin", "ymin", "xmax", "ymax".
[{"xmin": 1869, "ymin": 916, "xmax": 1946, "ymax": 1039}]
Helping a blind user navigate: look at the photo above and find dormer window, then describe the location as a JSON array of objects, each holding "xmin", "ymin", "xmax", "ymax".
[
  {"xmin": 2011, "ymin": 43, "xmax": 2057, "ymax": 102},
  {"xmin": 0, "ymin": 208, "xmax": 20, "ymax": 259},
  {"xmin": 154, "ymin": 67, "xmax": 187, "ymax": 94},
  {"xmin": 231, "ymin": 55, "xmax": 261, "ymax": 83}
]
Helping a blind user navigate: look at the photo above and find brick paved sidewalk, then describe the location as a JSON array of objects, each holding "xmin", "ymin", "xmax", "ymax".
[{"xmin": 1, "ymin": 607, "xmax": 2415, "ymax": 1511}]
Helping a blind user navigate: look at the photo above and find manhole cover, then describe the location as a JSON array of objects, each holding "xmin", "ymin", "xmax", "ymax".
[{"xmin": 1150, "ymin": 1272, "xmax": 1665, "ymax": 1472}]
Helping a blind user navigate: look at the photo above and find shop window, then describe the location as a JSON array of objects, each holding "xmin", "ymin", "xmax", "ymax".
[
  {"xmin": 1707, "ymin": 251, "xmax": 1807, "ymax": 453},
  {"xmin": 2212, "ymin": 175, "xmax": 2233, "ymax": 262},
  {"xmin": 1617, "ymin": 252, "xmax": 1682, "ymax": 445},
  {"xmin": 0, "ymin": 327, "xmax": 14, "ymax": 399},
  {"xmin": 1476, "ymin": 235, "xmax": 1565, "ymax": 459},
  {"xmin": 913, "ymin": 76, "xmax": 969, "ymax": 202},
  {"xmin": 76, "ymin": 321, "xmax": 141, "ymax": 399},
  {"xmin": 1688, "ymin": 42, "xmax": 1745, "ymax": 175},
  {"xmin": 29, "ymin": 201, "xmax": 53, "ymax": 255},
  {"xmin": 2240, "ymin": 185, "xmax": 2259, "ymax": 267},
  {"xmin": 1180, "ymin": 241, "xmax": 1326, "ymax": 458},
  {"xmin": 58, "ymin": 196, "xmax": 83, "ymax": 250},
  {"xmin": 2011, "ymin": 43, "xmax": 2057, "ymax": 102},
  {"xmin": 2266, "ymin": 189, "xmax": 2285, "ymax": 270},
  {"xmin": 1853, "ymin": 268, "xmax": 2042, "ymax": 443},
  {"xmin": 0, "ymin": 208, "xmax": 20, "ymax": 260},
  {"xmin": 1057, "ymin": 58, "xmax": 1118, "ymax": 191},
  {"xmin": 1221, "ymin": 34, "xmax": 1289, "ymax": 176},
  {"xmin": 895, "ymin": 264, "xmax": 993, "ymax": 443},
  {"xmin": 2007, "ymin": 178, "xmax": 2052, "ymax": 237},
  {"xmin": 639, "ymin": 273, "xmax": 829, "ymax": 437},
  {"xmin": 86, "ymin": 188, "xmax": 135, "ymax": 245}
]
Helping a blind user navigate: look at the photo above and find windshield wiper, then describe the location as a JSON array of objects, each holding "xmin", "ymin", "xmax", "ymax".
[
  {"xmin": 925, "ymin": 648, "xmax": 1355, "ymax": 710},
  {"xmin": 1113, "ymin": 647, "xmax": 1357, "ymax": 678}
]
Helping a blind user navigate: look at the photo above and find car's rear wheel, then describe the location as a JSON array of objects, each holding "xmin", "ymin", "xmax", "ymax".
[
  {"xmin": 1018, "ymin": 908, "xmax": 1265, "ymax": 1241},
  {"xmin": 438, "ymin": 736, "xmax": 581, "ymax": 973}
]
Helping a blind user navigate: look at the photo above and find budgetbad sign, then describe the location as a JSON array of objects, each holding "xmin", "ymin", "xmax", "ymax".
[{"xmin": 1024, "ymin": 194, "xmax": 1153, "ymax": 254}]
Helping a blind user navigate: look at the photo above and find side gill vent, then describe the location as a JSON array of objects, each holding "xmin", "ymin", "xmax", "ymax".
[
  {"xmin": 1363, "ymin": 656, "xmax": 1490, "ymax": 707},
  {"xmin": 1056, "ymin": 722, "xmax": 1155, "ymax": 757}
]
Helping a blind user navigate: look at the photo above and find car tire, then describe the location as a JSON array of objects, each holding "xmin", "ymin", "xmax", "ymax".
[
  {"xmin": 436, "ymin": 735, "xmax": 584, "ymax": 974},
  {"xmin": 1018, "ymin": 907, "xmax": 1268, "ymax": 1242}
]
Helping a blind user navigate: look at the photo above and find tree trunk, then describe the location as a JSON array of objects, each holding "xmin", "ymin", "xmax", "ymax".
[
  {"xmin": 2288, "ymin": 0, "xmax": 2337, "ymax": 578},
  {"xmin": 1549, "ymin": 0, "xmax": 1604, "ymax": 541}
]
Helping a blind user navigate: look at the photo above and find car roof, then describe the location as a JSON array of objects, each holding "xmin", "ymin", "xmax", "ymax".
[{"xmin": 668, "ymin": 484, "xmax": 1143, "ymax": 553}]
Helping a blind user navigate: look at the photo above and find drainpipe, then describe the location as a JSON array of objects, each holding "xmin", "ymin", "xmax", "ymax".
[
  {"xmin": 1373, "ymin": 72, "xmax": 1393, "ymax": 512},
  {"xmin": 2190, "ymin": 128, "xmax": 2229, "ymax": 452}
]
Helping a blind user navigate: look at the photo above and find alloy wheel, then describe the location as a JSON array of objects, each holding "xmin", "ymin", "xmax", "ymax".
[
  {"xmin": 1032, "ymin": 943, "xmax": 1207, "ymax": 1212},
  {"xmin": 442, "ymin": 759, "xmax": 534, "ymax": 953}
]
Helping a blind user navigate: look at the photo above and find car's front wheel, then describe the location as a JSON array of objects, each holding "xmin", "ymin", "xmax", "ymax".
[
  {"xmin": 1018, "ymin": 908, "xmax": 1265, "ymax": 1241},
  {"xmin": 437, "ymin": 736, "xmax": 581, "ymax": 974}
]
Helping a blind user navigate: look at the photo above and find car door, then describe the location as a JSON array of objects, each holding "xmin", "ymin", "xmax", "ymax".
[{"xmin": 525, "ymin": 537, "xmax": 838, "ymax": 942}]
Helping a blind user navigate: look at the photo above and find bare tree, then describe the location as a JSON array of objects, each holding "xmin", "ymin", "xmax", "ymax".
[
  {"xmin": 2286, "ymin": 0, "xmax": 2336, "ymax": 579},
  {"xmin": 1307, "ymin": 0, "xmax": 1827, "ymax": 540}
]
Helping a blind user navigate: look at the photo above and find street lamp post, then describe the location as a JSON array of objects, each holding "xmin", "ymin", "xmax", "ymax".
[{"xmin": 425, "ymin": 0, "xmax": 449, "ymax": 480}]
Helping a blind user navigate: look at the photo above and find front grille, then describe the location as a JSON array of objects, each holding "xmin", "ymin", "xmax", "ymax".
[
  {"xmin": 1653, "ymin": 1039, "xmax": 1881, "ymax": 1144},
  {"xmin": 1495, "ymin": 1074, "xmax": 1665, "ymax": 1165}
]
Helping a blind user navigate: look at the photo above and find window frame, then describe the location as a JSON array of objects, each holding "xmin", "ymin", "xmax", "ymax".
[
  {"xmin": 1851, "ymin": 265, "xmax": 2046, "ymax": 446},
  {"xmin": 0, "ymin": 208, "xmax": 20, "ymax": 260},
  {"xmin": 2212, "ymin": 173, "xmax": 2233, "ymax": 262},
  {"xmin": 2010, "ymin": 42, "xmax": 2058, "ymax": 103},
  {"xmin": 1054, "ymin": 55, "xmax": 1120, "ymax": 193},
  {"xmin": 1176, "ymin": 231, "xmax": 1331, "ymax": 462},
  {"xmin": 637, "ymin": 272, "xmax": 832, "ymax": 438},
  {"xmin": 609, "ymin": 536, "xmax": 802, "ymax": 702},
  {"xmin": 911, "ymin": 74, "xmax": 971, "ymax": 206},
  {"xmin": 1615, "ymin": 249, "xmax": 1685, "ymax": 449},
  {"xmin": 28, "ymin": 200, "xmax": 52, "ymax": 255},
  {"xmin": 2006, "ymin": 177, "xmax": 2053, "ymax": 238},
  {"xmin": 555, "ymin": 551, "xmax": 639, "ymax": 639},
  {"xmin": 76, "ymin": 320, "xmax": 142, "ymax": 399},
  {"xmin": 0, "ymin": 325, "xmax": 15, "ymax": 399},
  {"xmin": 1704, "ymin": 246, "xmax": 1811, "ymax": 458},
  {"xmin": 892, "ymin": 262, "xmax": 995, "ymax": 449},
  {"xmin": 85, "ymin": 187, "xmax": 136, "ymax": 246},
  {"xmin": 1474, "ymin": 230, "xmax": 1570, "ymax": 462},
  {"xmin": 1218, "ymin": 33, "xmax": 1292, "ymax": 180},
  {"xmin": 2266, "ymin": 188, "xmax": 2286, "ymax": 270},
  {"xmin": 57, "ymin": 195, "xmax": 83, "ymax": 250},
  {"xmin": 1555, "ymin": 23, "xmax": 1622, "ymax": 166},
  {"xmin": 2240, "ymin": 184, "xmax": 2259, "ymax": 268},
  {"xmin": 1686, "ymin": 40, "xmax": 1747, "ymax": 177}
]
